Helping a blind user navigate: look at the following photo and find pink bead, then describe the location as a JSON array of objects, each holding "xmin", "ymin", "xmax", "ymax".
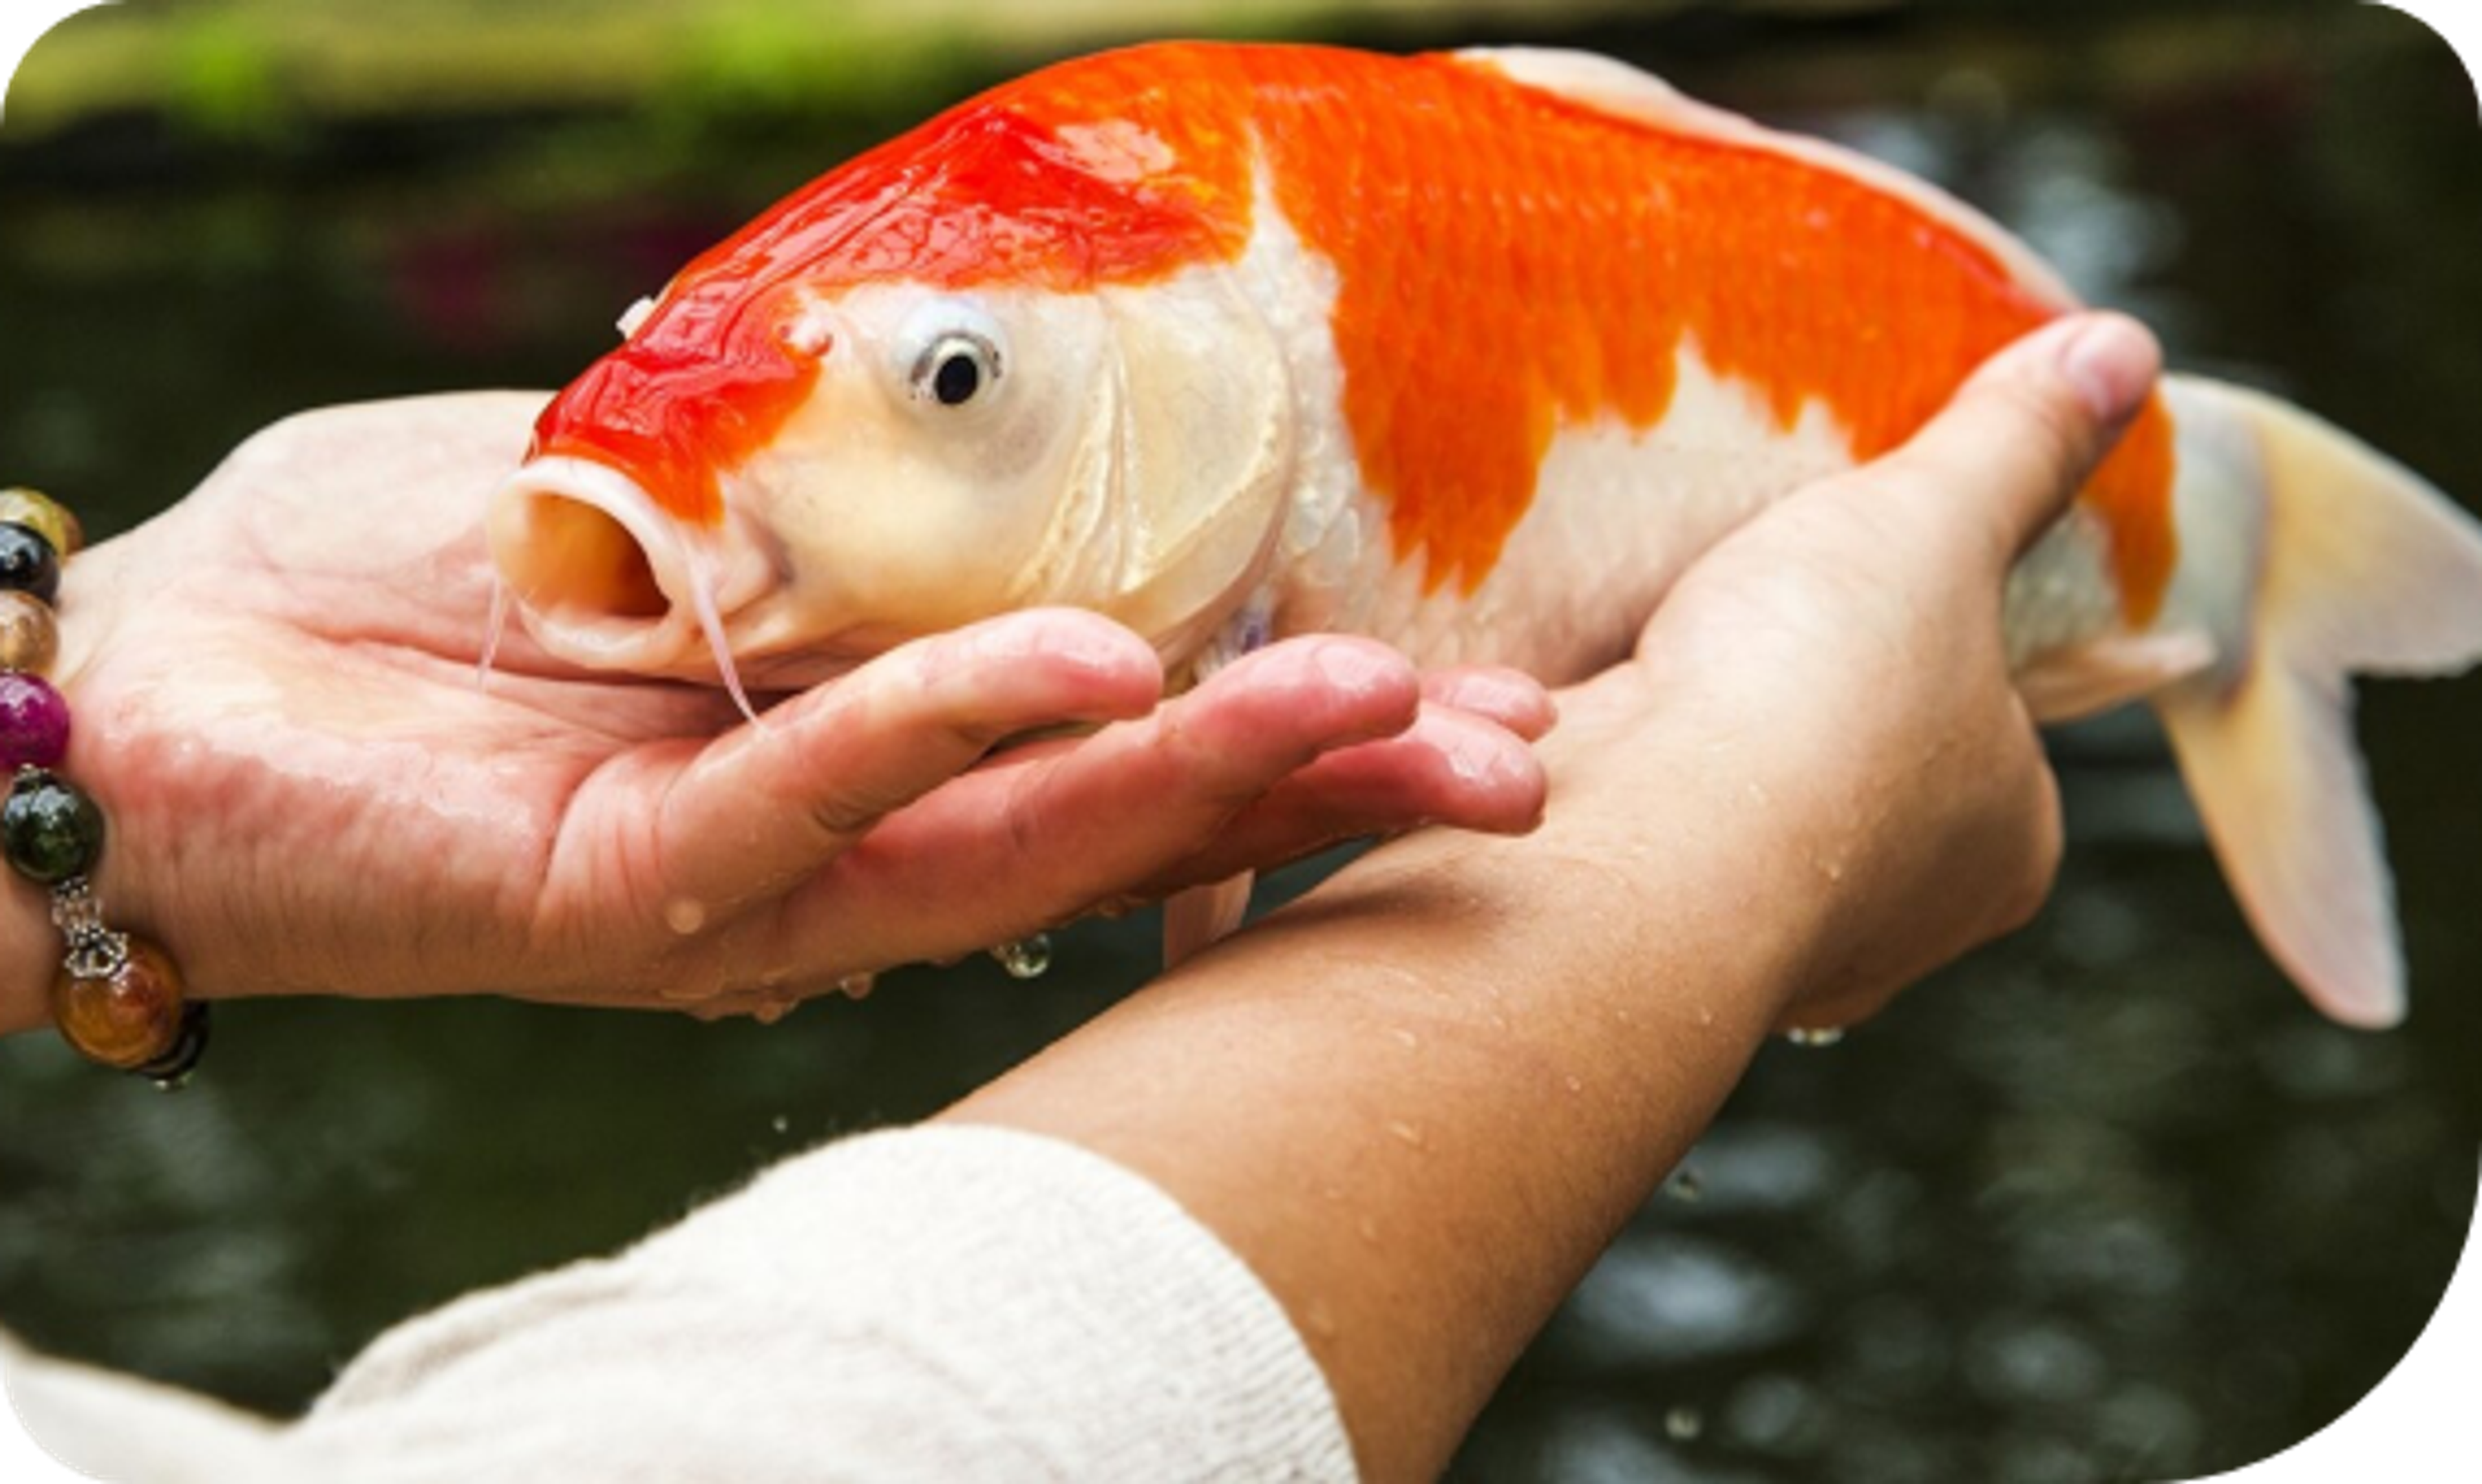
[{"xmin": 0, "ymin": 672, "xmax": 70, "ymax": 769}]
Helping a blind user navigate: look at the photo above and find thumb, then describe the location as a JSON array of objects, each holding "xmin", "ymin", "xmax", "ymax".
[{"xmin": 1878, "ymin": 312, "xmax": 2163, "ymax": 566}]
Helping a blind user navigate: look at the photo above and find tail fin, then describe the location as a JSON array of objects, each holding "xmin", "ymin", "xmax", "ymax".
[{"xmin": 2154, "ymin": 377, "xmax": 2482, "ymax": 1028}]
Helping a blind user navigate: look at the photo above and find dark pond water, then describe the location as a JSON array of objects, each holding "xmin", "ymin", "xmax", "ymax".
[{"xmin": 2, "ymin": 3, "xmax": 2477, "ymax": 1481}]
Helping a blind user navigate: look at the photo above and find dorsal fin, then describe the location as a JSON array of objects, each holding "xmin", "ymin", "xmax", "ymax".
[{"xmin": 1455, "ymin": 47, "xmax": 2082, "ymax": 311}]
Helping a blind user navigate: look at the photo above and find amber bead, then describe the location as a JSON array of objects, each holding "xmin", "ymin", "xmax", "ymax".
[
  {"xmin": 0, "ymin": 489, "xmax": 80, "ymax": 558},
  {"xmin": 52, "ymin": 936, "xmax": 187, "ymax": 1072},
  {"xmin": 0, "ymin": 591, "xmax": 56, "ymax": 673}
]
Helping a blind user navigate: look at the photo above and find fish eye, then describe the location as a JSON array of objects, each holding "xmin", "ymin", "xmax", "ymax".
[
  {"xmin": 913, "ymin": 333, "xmax": 1001, "ymax": 408},
  {"xmin": 893, "ymin": 297, "xmax": 1008, "ymax": 414}
]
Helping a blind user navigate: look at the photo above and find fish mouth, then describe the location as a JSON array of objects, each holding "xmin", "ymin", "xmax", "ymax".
[{"xmin": 486, "ymin": 456, "xmax": 774, "ymax": 701}]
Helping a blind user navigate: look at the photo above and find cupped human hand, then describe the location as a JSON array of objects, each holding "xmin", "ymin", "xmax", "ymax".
[
  {"xmin": 4, "ymin": 393, "xmax": 1550, "ymax": 1029},
  {"xmin": 1549, "ymin": 313, "xmax": 2164, "ymax": 1033}
]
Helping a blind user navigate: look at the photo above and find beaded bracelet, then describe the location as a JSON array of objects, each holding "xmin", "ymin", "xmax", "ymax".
[{"xmin": 1, "ymin": 487, "xmax": 205, "ymax": 1088}]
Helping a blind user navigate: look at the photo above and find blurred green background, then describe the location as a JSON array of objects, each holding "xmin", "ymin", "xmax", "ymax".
[{"xmin": 2, "ymin": 3, "xmax": 2477, "ymax": 1481}]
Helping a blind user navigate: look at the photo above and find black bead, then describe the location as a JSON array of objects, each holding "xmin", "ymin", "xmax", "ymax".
[
  {"xmin": 0, "ymin": 522, "xmax": 60, "ymax": 606},
  {"xmin": 138, "ymin": 1002, "xmax": 212, "ymax": 1088}
]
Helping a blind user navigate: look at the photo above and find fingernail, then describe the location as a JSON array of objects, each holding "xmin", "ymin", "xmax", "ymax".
[{"xmin": 2058, "ymin": 314, "xmax": 2160, "ymax": 423}]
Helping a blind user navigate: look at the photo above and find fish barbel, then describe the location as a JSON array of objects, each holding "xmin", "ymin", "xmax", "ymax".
[{"xmin": 487, "ymin": 42, "xmax": 2482, "ymax": 1026}]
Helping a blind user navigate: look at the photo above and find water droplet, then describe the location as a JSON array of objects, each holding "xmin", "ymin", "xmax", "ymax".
[
  {"xmin": 836, "ymin": 973, "xmax": 875, "ymax": 1000},
  {"xmin": 1664, "ymin": 1405, "xmax": 1705, "ymax": 1442},
  {"xmin": 1385, "ymin": 1119, "xmax": 1427, "ymax": 1150},
  {"xmin": 770, "ymin": 1114, "xmax": 790, "ymax": 1135},
  {"xmin": 1785, "ymin": 1026, "xmax": 1845, "ymax": 1048},
  {"xmin": 749, "ymin": 993, "xmax": 798, "ymax": 1026},
  {"xmin": 1388, "ymin": 1026, "xmax": 1420, "ymax": 1050},
  {"xmin": 1564, "ymin": 1074, "xmax": 1584, "ymax": 1095},
  {"xmin": 990, "ymin": 933, "xmax": 1052, "ymax": 980},
  {"xmin": 1696, "ymin": 1005, "xmax": 1717, "ymax": 1028},
  {"xmin": 1668, "ymin": 1164, "xmax": 1706, "ymax": 1203},
  {"xmin": 662, "ymin": 896, "xmax": 707, "ymax": 935},
  {"xmin": 1357, "ymin": 1215, "xmax": 1381, "ymax": 1244}
]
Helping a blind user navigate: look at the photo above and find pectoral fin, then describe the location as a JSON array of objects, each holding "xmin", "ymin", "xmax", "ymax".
[{"xmin": 2018, "ymin": 631, "xmax": 2217, "ymax": 724}]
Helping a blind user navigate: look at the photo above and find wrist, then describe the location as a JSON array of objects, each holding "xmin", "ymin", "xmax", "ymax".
[
  {"xmin": 3, "ymin": 535, "xmax": 133, "ymax": 1037},
  {"xmin": 1509, "ymin": 677, "xmax": 1847, "ymax": 1024}
]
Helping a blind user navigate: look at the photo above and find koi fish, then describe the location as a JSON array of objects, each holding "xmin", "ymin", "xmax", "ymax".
[{"xmin": 487, "ymin": 42, "xmax": 2482, "ymax": 1028}]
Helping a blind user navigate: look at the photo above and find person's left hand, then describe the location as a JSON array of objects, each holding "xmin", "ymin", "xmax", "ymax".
[
  {"xmin": 14, "ymin": 392, "xmax": 1549, "ymax": 1027},
  {"xmin": 1543, "ymin": 313, "xmax": 2162, "ymax": 1032}
]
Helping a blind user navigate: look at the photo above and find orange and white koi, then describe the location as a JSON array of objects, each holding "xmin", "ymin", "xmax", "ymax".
[{"xmin": 487, "ymin": 43, "xmax": 2482, "ymax": 1028}]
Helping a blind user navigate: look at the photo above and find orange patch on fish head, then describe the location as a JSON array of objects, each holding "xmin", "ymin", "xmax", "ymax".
[
  {"xmin": 526, "ymin": 50, "xmax": 1259, "ymax": 532},
  {"xmin": 527, "ymin": 278, "xmax": 821, "ymax": 529}
]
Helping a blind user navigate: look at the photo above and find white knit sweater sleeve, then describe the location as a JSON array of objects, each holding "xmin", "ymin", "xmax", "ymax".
[{"xmin": 4, "ymin": 1125, "xmax": 1359, "ymax": 1483}]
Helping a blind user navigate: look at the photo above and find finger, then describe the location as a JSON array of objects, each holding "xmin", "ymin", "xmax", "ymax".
[
  {"xmin": 1877, "ymin": 312, "xmax": 2163, "ymax": 564},
  {"xmin": 641, "ymin": 610, "xmax": 1163, "ymax": 913},
  {"xmin": 1420, "ymin": 666, "xmax": 1559, "ymax": 741},
  {"xmin": 753, "ymin": 635, "xmax": 1428, "ymax": 965},
  {"xmin": 1150, "ymin": 702, "xmax": 1549, "ymax": 890}
]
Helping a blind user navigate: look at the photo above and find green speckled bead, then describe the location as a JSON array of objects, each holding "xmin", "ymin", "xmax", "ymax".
[
  {"xmin": 0, "ymin": 489, "xmax": 81, "ymax": 557},
  {"xmin": 3, "ymin": 770, "xmax": 103, "ymax": 884}
]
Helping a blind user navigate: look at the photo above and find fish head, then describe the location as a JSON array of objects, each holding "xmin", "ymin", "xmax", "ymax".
[{"xmin": 489, "ymin": 91, "xmax": 1295, "ymax": 694}]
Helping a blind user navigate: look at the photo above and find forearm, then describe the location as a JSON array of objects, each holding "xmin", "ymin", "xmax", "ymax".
[{"xmin": 944, "ymin": 675, "xmax": 1844, "ymax": 1483}]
